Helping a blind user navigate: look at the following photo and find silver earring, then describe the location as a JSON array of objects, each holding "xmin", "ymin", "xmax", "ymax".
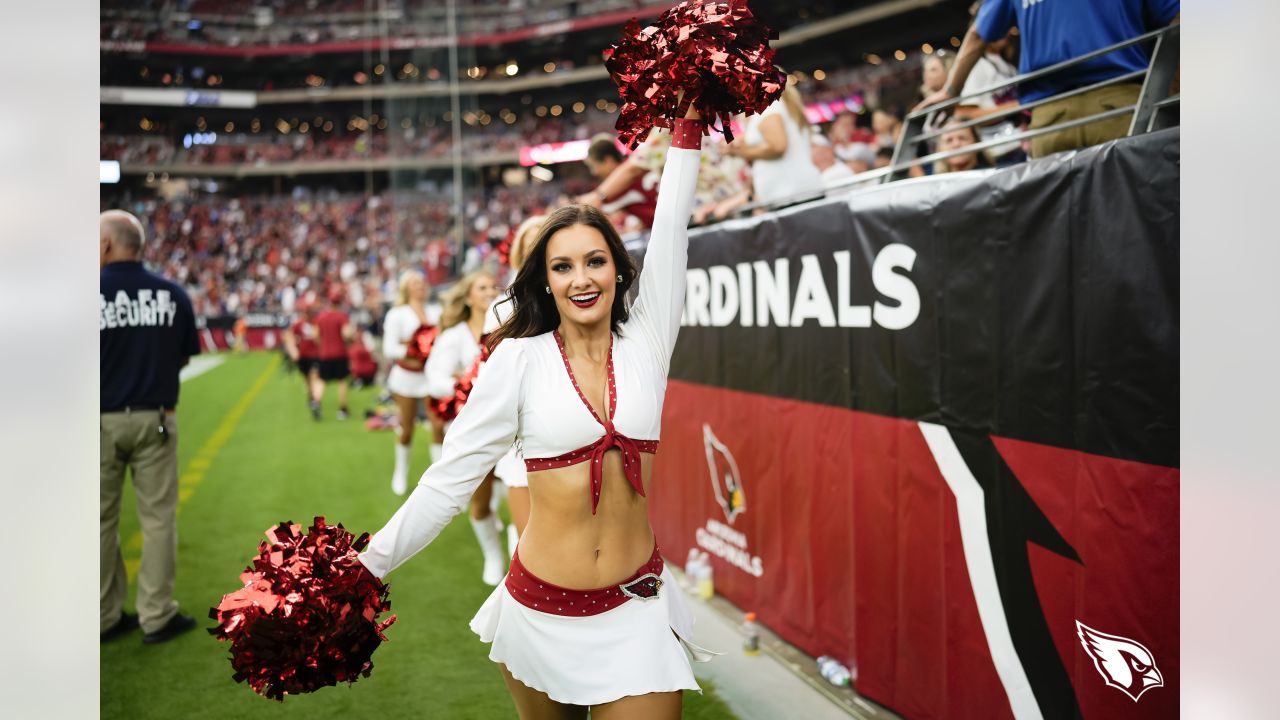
[
  {"xmin": 616, "ymin": 274, "xmax": 624, "ymax": 283},
  {"xmin": 545, "ymin": 286, "xmax": 551, "ymax": 294}
]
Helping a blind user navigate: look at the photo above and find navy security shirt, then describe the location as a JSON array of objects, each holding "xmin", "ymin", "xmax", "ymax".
[
  {"xmin": 976, "ymin": 0, "xmax": 1180, "ymax": 103},
  {"xmin": 100, "ymin": 261, "xmax": 200, "ymax": 412}
]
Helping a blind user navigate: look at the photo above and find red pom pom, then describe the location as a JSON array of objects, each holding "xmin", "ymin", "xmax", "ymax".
[
  {"xmin": 496, "ymin": 229, "xmax": 515, "ymax": 269},
  {"xmin": 605, "ymin": 0, "xmax": 785, "ymax": 148},
  {"xmin": 210, "ymin": 518, "xmax": 397, "ymax": 702},
  {"xmin": 406, "ymin": 324, "xmax": 440, "ymax": 362}
]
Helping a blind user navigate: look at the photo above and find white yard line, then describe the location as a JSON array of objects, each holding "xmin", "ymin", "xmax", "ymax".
[{"xmin": 180, "ymin": 354, "xmax": 226, "ymax": 383}]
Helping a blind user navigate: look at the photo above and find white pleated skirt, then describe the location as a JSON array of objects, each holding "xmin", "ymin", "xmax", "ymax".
[
  {"xmin": 387, "ymin": 365, "xmax": 431, "ymax": 399},
  {"xmin": 468, "ymin": 565, "xmax": 716, "ymax": 706}
]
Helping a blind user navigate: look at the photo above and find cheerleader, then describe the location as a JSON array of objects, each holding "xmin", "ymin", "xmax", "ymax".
[
  {"xmin": 381, "ymin": 270, "xmax": 441, "ymax": 496},
  {"xmin": 486, "ymin": 215, "xmax": 545, "ymax": 556},
  {"xmin": 360, "ymin": 109, "xmax": 711, "ymax": 717},
  {"xmin": 424, "ymin": 270, "xmax": 502, "ymax": 585}
]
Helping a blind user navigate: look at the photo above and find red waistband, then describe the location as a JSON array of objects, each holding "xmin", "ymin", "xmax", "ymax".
[
  {"xmin": 505, "ymin": 546, "xmax": 664, "ymax": 617},
  {"xmin": 394, "ymin": 360, "xmax": 424, "ymax": 372}
]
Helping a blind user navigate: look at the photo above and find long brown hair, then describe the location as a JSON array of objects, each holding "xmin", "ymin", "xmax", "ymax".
[{"xmin": 487, "ymin": 204, "xmax": 638, "ymax": 351}]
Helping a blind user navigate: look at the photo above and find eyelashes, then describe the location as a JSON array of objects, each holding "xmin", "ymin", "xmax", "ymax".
[{"xmin": 550, "ymin": 257, "xmax": 608, "ymax": 273}]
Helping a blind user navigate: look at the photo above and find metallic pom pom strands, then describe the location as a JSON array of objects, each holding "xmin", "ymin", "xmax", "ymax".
[
  {"xmin": 407, "ymin": 324, "xmax": 440, "ymax": 361},
  {"xmin": 604, "ymin": 0, "xmax": 785, "ymax": 148},
  {"xmin": 210, "ymin": 517, "xmax": 396, "ymax": 701}
]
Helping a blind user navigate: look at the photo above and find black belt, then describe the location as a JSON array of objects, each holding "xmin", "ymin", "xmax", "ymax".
[
  {"xmin": 103, "ymin": 406, "xmax": 173, "ymax": 444},
  {"xmin": 103, "ymin": 405, "xmax": 174, "ymax": 413}
]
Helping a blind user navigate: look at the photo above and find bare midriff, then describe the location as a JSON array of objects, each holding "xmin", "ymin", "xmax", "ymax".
[{"xmin": 516, "ymin": 451, "xmax": 656, "ymax": 590}]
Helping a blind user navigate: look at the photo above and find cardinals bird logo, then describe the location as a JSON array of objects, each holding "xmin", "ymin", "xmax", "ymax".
[
  {"xmin": 1076, "ymin": 620, "xmax": 1164, "ymax": 701},
  {"xmin": 703, "ymin": 424, "xmax": 745, "ymax": 524}
]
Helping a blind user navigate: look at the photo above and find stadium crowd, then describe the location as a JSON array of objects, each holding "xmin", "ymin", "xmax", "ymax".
[
  {"xmin": 111, "ymin": 180, "xmax": 569, "ymax": 319},
  {"xmin": 103, "ymin": 110, "xmax": 618, "ymax": 167},
  {"xmin": 105, "ymin": 0, "xmax": 1182, "ymax": 327},
  {"xmin": 101, "ymin": 0, "xmax": 670, "ymax": 48},
  {"xmin": 105, "ymin": 46, "xmax": 1013, "ymax": 322}
]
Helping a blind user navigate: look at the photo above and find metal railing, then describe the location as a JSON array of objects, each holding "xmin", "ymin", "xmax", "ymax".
[
  {"xmin": 887, "ymin": 23, "xmax": 1180, "ymax": 181},
  {"xmin": 731, "ymin": 22, "xmax": 1180, "ymax": 218}
]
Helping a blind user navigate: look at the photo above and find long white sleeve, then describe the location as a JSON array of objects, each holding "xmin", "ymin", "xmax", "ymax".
[
  {"xmin": 382, "ymin": 306, "xmax": 411, "ymax": 361},
  {"xmin": 626, "ymin": 141, "xmax": 701, "ymax": 374},
  {"xmin": 360, "ymin": 339, "xmax": 526, "ymax": 578},
  {"xmin": 424, "ymin": 324, "xmax": 465, "ymax": 398}
]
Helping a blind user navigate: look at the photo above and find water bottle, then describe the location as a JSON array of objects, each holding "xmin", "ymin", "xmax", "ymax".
[
  {"xmin": 817, "ymin": 656, "xmax": 852, "ymax": 687},
  {"xmin": 742, "ymin": 612, "xmax": 760, "ymax": 655},
  {"xmin": 695, "ymin": 553, "xmax": 715, "ymax": 600},
  {"xmin": 683, "ymin": 548, "xmax": 702, "ymax": 591}
]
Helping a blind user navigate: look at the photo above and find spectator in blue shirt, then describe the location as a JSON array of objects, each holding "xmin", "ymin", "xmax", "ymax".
[
  {"xmin": 918, "ymin": 0, "xmax": 1180, "ymax": 158},
  {"xmin": 100, "ymin": 210, "xmax": 201, "ymax": 645}
]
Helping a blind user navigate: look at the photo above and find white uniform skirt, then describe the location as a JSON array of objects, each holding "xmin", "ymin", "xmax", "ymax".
[
  {"xmin": 469, "ymin": 565, "xmax": 715, "ymax": 706},
  {"xmin": 387, "ymin": 364, "xmax": 431, "ymax": 399}
]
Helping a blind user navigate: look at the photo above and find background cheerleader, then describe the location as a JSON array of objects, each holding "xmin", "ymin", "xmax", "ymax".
[
  {"xmin": 425, "ymin": 270, "xmax": 504, "ymax": 584},
  {"xmin": 487, "ymin": 215, "xmax": 545, "ymax": 556},
  {"xmin": 381, "ymin": 270, "xmax": 440, "ymax": 496}
]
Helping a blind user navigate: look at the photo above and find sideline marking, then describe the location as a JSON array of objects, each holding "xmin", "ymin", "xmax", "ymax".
[
  {"xmin": 180, "ymin": 354, "xmax": 226, "ymax": 383},
  {"xmin": 124, "ymin": 355, "xmax": 280, "ymax": 582}
]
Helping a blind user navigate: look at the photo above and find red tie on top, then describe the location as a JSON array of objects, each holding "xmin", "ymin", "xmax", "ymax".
[{"xmin": 523, "ymin": 332, "xmax": 658, "ymax": 514}]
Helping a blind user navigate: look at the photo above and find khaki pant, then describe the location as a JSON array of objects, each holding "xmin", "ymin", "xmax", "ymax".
[
  {"xmin": 101, "ymin": 409, "xmax": 179, "ymax": 634},
  {"xmin": 1029, "ymin": 83, "xmax": 1142, "ymax": 159}
]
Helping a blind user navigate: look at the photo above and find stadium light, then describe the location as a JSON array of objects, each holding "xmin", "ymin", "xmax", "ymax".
[
  {"xmin": 518, "ymin": 138, "xmax": 625, "ymax": 167},
  {"xmin": 505, "ymin": 62, "xmax": 519, "ymax": 76}
]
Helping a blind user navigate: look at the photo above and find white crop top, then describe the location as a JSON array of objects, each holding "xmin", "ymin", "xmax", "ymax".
[
  {"xmin": 361, "ymin": 140, "xmax": 701, "ymax": 579},
  {"xmin": 424, "ymin": 322, "xmax": 483, "ymax": 399},
  {"xmin": 382, "ymin": 304, "xmax": 437, "ymax": 362}
]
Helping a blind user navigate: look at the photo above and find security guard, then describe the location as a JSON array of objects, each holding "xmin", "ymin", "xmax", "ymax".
[{"xmin": 100, "ymin": 210, "xmax": 200, "ymax": 644}]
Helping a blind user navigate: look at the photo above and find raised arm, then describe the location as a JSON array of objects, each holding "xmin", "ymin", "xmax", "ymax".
[
  {"xmin": 626, "ymin": 114, "xmax": 702, "ymax": 372},
  {"xmin": 360, "ymin": 339, "xmax": 525, "ymax": 578}
]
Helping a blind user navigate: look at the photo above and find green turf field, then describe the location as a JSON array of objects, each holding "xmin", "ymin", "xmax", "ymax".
[{"xmin": 101, "ymin": 351, "xmax": 738, "ymax": 719}]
